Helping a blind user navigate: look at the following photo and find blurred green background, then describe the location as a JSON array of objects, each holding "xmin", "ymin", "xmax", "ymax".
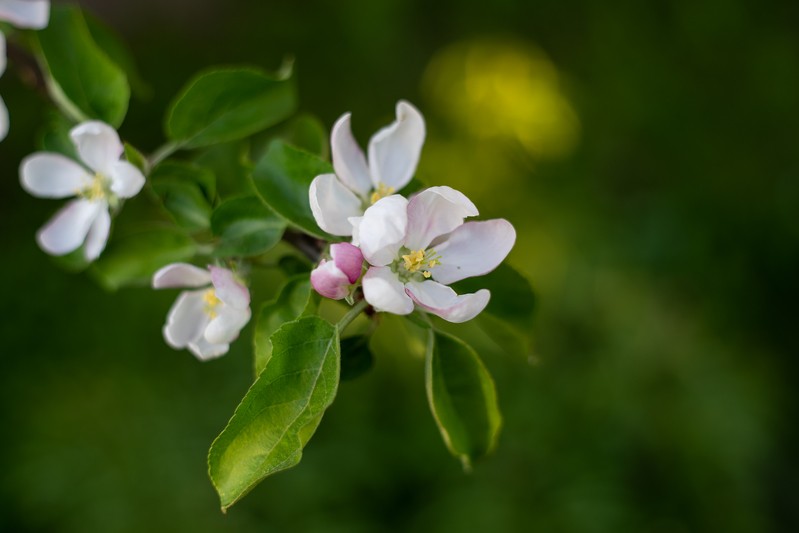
[{"xmin": 2, "ymin": 0, "xmax": 797, "ymax": 531}]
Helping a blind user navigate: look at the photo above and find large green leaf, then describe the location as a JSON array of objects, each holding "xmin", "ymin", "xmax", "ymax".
[
  {"xmin": 251, "ymin": 140, "xmax": 335, "ymax": 240},
  {"xmin": 281, "ymin": 113, "xmax": 328, "ymax": 158},
  {"xmin": 209, "ymin": 317, "xmax": 340, "ymax": 511},
  {"xmin": 91, "ymin": 229, "xmax": 196, "ymax": 290},
  {"xmin": 84, "ymin": 11, "xmax": 149, "ymax": 99},
  {"xmin": 210, "ymin": 196, "xmax": 285, "ymax": 258},
  {"xmin": 36, "ymin": 5, "xmax": 130, "ymax": 126},
  {"xmin": 253, "ymin": 276, "xmax": 317, "ymax": 376},
  {"xmin": 452, "ymin": 262, "xmax": 536, "ymax": 357},
  {"xmin": 150, "ymin": 161, "xmax": 215, "ymax": 231},
  {"xmin": 425, "ymin": 330, "xmax": 502, "ymax": 470},
  {"xmin": 166, "ymin": 67, "xmax": 296, "ymax": 149}
]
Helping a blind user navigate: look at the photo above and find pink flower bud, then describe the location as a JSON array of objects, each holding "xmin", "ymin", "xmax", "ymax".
[{"xmin": 310, "ymin": 242, "xmax": 364, "ymax": 300}]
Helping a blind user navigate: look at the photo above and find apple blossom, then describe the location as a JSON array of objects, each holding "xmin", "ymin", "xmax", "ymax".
[
  {"xmin": 20, "ymin": 121, "xmax": 145, "ymax": 260},
  {"xmin": 309, "ymin": 100, "xmax": 425, "ymax": 236},
  {"xmin": 356, "ymin": 186, "xmax": 516, "ymax": 323},
  {"xmin": 310, "ymin": 242, "xmax": 364, "ymax": 300},
  {"xmin": 153, "ymin": 263, "xmax": 252, "ymax": 361}
]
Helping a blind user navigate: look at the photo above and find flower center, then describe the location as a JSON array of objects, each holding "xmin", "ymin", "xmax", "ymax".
[
  {"xmin": 397, "ymin": 248, "xmax": 441, "ymax": 280},
  {"xmin": 370, "ymin": 182, "xmax": 395, "ymax": 205},
  {"xmin": 203, "ymin": 289, "xmax": 221, "ymax": 318},
  {"xmin": 79, "ymin": 173, "xmax": 113, "ymax": 202}
]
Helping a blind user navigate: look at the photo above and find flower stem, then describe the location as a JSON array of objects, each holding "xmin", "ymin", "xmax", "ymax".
[
  {"xmin": 148, "ymin": 141, "xmax": 183, "ymax": 169},
  {"xmin": 337, "ymin": 299, "xmax": 369, "ymax": 334}
]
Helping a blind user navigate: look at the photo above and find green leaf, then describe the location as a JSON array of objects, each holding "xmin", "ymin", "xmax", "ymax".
[
  {"xmin": 123, "ymin": 143, "xmax": 148, "ymax": 175},
  {"xmin": 339, "ymin": 336, "xmax": 374, "ymax": 381},
  {"xmin": 253, "ymin": 275, "xmax": 317, "ymax": 376},
  {"xmin": 36, "ymin": 5, "xmax": 130, "ymax": 126},
  {"xmin": 426, "ymin": 330, "xmax": 502, "ymax": 470},
  {"xmin": 251, "ymin": 140, "xmax": 335, "ymax": 240},
  {"xmin": 37, "ymin": 111, "xmax": 77, "ymax": 159},
  {"xmin": 452, "ymin": 262, "xmax": 536, "ymax": 357},
  {"xmin": 166, "ymin": 67, "xmax": 297, "ymax": 149},
  {"xmin": 150, "ymin": 161, "xmax": 215, "ymax": 231},
  {"xmin": 281, "ymin": 114, "xmax": 328, "ymax": 159},
  {"xmin": 278, "ymin": 255, "xmax": 312, "ymax": 276},
  {"xmin": 193, "ymin": 141, "xmax": 252, "ymax": 199},
  {"xmin": 210, "ymin": 196, "xmax": 285, "ymax": 258},
  {"xmin": 209, "ymin": 316, "xmax": 340, "ymax": 511},
  {"xmin": 91, "ymin": 229, "xmax": 196, "ymax": 290}
]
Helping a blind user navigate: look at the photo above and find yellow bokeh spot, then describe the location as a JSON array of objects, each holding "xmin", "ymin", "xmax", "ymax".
[{"xmin": 370, "ymin": 183, "xmax": 396, "ymax": 205}]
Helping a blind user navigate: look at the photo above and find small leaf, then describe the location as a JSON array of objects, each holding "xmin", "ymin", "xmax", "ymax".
[
  {"xmin": 209, "ymin": 316, "xmax": 340, "ymax": 511},
  {"xmin": 150, "ymin": 161, "xmax": 215, "ymax": 231},
  {"xmin": 251, "ymin": 140, "xmax": 335, "ymax": 240},
  {"xmin": 253, "ymin": 275, "xmax": 317, "ymax": 376},
  {"xmin": 36, "ymin": 5, "xmax": 130, "ymax": 126},
  {"xmin": 123, "ymin": 143, "xmax": 148, "ymax": 175},
  {"xmin": 37, "ymin": 111, "xmax": 77, "ymax": 159},
  {"xmin": 166, "ymin": 67, "xmax": 297, "ymax": 149},
  {"xmin": 281, "ymin": 114, "xmax": 328, "ymax": 158},
  {"xmin": 426, "ymin": 330, "xmax": 502, "ymax": 469},
  {"xmin": 339, "ymin": 336, "xmax": 374, "ymax": 381},
  {"xmin": 452, "ymin": 262, "xmax": 536, "ymax": 357},
  {"xmin": 91, "ymin": 228, "xmax": 196, "ymax": 290},
  {"xmin": 193, "ymin": 141, "xmax": 251, "ymax": 199},
  {"xmin": 210, "ymin": 196, "xmax": 286, "ymax": 258},
  {"xmin": 278, "ymin": 255, "xmax": 312, "ymax": 276}
]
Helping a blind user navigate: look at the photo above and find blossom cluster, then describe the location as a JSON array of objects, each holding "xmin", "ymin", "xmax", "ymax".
[{"xmin": 308, "ymin": 101, "xmax": 516, "ymax": 323}]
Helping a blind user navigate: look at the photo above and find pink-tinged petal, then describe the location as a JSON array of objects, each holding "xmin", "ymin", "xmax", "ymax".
[
  {"xmin": 367, "ymin": 100, "xmax": 426, "ymax": 191},
  {"xmin": 205, "ymin": 305, "xmax": 251, "ymax": 345},
  {"xmin": 404, "ymin": 186, "xmax": 478, "ymax": 250},
  {"xmin": 36, "ymin": 199, "xmax": 102, "ymax": 256},
  {"xmin": 0, "ymin": 33, "xmax": 6, "ymax": 77},
  {"xmin": 109, "ymin": 160, "xmax": 145, "ymax": 198},
  {"xmin": 20, "ymin": 153, "xmax": 92, "ymax": 198},
  {"xmin": 83, "ymin": 207, "xmax": 110, "ymax": 261},
  {"xmin": 330, "ymin": 242, "xmax": 364, "ymax": 283},
  {"xmin": 331, "ymin": 112, "xmax": 372, "ymax": 197},
  {"xmin": 358, "ymin": 194, "xmax": 408, "ymax": 266},
  {"xmin": 209, "ymin": 266, "xmax": 250, "ymax": 309},
  {"xmin": 163, "ymin": 289, "xmax": 209, "ymax": 348},
  {"xmin": 188, "ymin": 337, "xmax": 229, "ymax": 361},
  {"xmin": 69, "ymin": 121, "xmax": 123, "ymax": 175},
  {"xmin": 0, "ymin": 0, "xmax": 49, "ymax": 29},
  {"xmin": 406, "ymin": 280, "xmax": 490, "ymax": 323},
  {"xmin": 310, "ymin": 260, "xmax": 351, "ymax": 300},
  {"xmin": 0, "ymin": 96, "xmax": 8, "ymax": 143},
  {"xmin": 309, "ymin": 173, "xmax": 363, "ymax": 236},
  {"xmin": 362, "ymin": 266, "xmax": 414, "ymax": 315},
  {"xmin": 432, "ymin": 219, "xmax": 516, "ymax": 284},
  {"xmin": 152, "ymin": 263, "xmax": 212, "ymax": 289}
]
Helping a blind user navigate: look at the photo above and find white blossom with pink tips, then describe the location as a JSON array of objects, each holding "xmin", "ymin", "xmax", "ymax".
[
  {"xmin": 309, "ymin": 100, "xmax": 425, "ymax": 236},
  {"xmin": 19, "ymin": 121, "xmax": 145, "ymax": 260},
  {"xmin": 153, "ymin": 263, "xmax": 252, "ymax": 361},
  {"xmin": 355, "ymin": 186, "xmax": 516, "ymax": 323}
]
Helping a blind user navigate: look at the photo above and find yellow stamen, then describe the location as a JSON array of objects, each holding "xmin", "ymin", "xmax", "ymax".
[
  {"xmin": 80, "ymin": 173, "xmax": 110, "ymax": 201},
  {"xmin": 203, "ymin": 289, "xmax": 221, "ymax": 318},
  {"xmin": 370, "ymin": 182, "xmax": 395, "ymax": 204},
  {"xmin": 423, "ymin": 271, "xmax": 432, "ymax": 278},
  {"xmin": 402, "ymin": 249, "xmax": 426, "ymax": 272}
]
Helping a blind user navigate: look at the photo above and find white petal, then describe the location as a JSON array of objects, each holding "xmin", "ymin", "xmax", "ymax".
[
  {"xmin": 0, "ymin": 32, "xmax": 6, "ymax": 77},
  {"xmin": 404, "ymin": 186, "xmax": 478, "ymax": 251},
  {"xmin": 309, "ymin": 173, "xmax": 364, "ymax": 236},
  {"xmin": 348, "ymin": 216, "xmax": 363, "ymax": 246},
  {"xmin": 20, "ymin": 153, "xmax": 91, "ymax": 198},
  {"xmin": 163, "ymin": 290, "xmax": 209, "ymax": 349},
  {"xmin": 331, "ymin": 112, "xmax": 372, "ymax": 197},
  {"xmin": 362, "ymin": 266, "xmax": 414, "ymax": 315},
  {"xmin": 405, "ymin": 280, "xmax": 490, "ymax": 323},
  {"xmin": 69, "ymin": 121, "xmax": 123, "ymax": 175},
  {"xmin": 358, "ymin": 194, "xmax": 408, "ymax": 266},
  {"xmin": 0, "ymin": 96, "xmax": 8, "ymax": 142},
  {"xmin": 367, "ymin": 100, "xmax": 426, "ymax": 190},
  {"xmin": 310, "ymin": 260, "xmax": 350, "ymax": 300},
  {"xmin": 187, "ymin": 337, "xmax": 229, "ymax": 361},
  {"xmin": 83, "ymin": 207, "xmax": 110, "ymax": 261},
  {"xmin": 36, "ymin": 199, "xmax": 102, "ymax": 256},
  {"xmin": 0, "ymin": 0, "xmax": 49, "ymax": 29},
  {"xmin": 152, "ymin": 263, "xmax": 212, "ymax": 289},
  {"xmin": 432, "ymin": 219, "xmax": 516, "ymax": 285},
  {"xmin": 109, "ymin": 161, "xmax": 145, "ymax": 198},
  {"xmin": 205, "ymin": 306, "xmax": 251, "ymax": 345},
  {"xmin": 210, "ymin": 266, "xmax": 250, "ymax": 309}
]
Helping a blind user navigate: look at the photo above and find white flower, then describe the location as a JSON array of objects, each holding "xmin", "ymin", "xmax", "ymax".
[
  {"xmin": 20, "ymin": 121, "xmax": 145, "ymax": 260},
  {"xmin": 0, "ymin": 0, "xmax": 50, "ymax": 141},
  {"xmin": 356, "ymin": 186, "xmax": 516, "ymax": 323},
  {"xmin": 309, "ymin": 100, "xmax": 425, "ymax": 236},
  {"xmin": 153, "ymin": 263, "xmax": 252, "ymax": 361},
  {"xmin": 310, "ymin": 242, "xmax": 364, "ymax": 300}
]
